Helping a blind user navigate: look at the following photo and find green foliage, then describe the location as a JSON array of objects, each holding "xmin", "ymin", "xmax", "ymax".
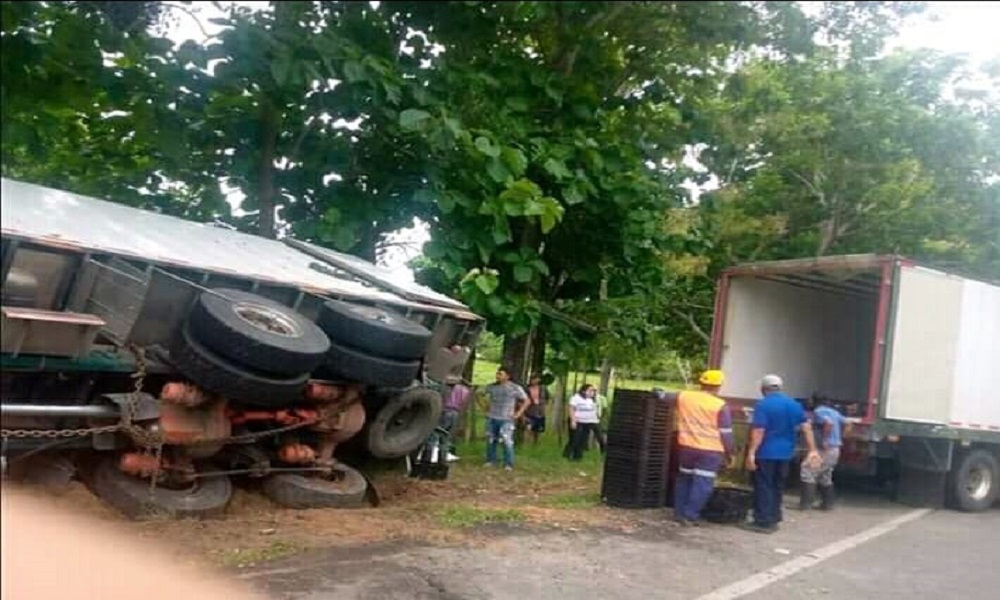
[
  {"xmin": 695, "ymin": 48, "xmax": 1000, "ymax": 269},
  {"xmin": 3, "ymin": 0, "xmax": 996, "ymax": 376},
  {"xmin": 473, "ymin": 331, "xmax": 504, "ymax": 363},
  {"xmin": 405, "ymin": 0, "xmax": 805, "ymax": 346}
]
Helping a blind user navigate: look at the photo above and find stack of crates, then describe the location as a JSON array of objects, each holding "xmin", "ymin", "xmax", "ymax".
[{"xmin": 601, "ymin": 389, "xmax": 674, "ymax": 508}]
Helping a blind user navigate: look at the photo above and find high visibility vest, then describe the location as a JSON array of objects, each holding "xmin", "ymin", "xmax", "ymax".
[{"xmin": 676, "ymin": 390, "xmax": 725, "ymax": 453}]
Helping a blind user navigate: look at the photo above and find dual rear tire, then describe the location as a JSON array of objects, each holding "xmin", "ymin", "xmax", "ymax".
[
  {"xmin": 172, "ymin": 290, "xmax": 434, "ymax": 402},
  {"xmin": 171, "ymin": 288, "xmax": 329, "ymax": 406}
]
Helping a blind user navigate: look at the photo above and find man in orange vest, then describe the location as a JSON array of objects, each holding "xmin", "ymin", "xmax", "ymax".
[{"xmin": 670, "ymin": 369, "xmax": 734, "ymax": 526}]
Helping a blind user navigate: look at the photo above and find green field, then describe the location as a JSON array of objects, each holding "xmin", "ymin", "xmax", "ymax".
[{"xmin": 469, "ymin": 358, "xmax": 685, "ymax": 397}]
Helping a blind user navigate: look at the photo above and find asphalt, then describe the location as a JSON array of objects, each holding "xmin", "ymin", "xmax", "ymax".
[
  {"xmin": 744, "ymin": 508, "xmax": 1000, "ymax": 600},
  {"xmin": 241, "ymin": 493, "xmax": 999, "ymax": 600}
]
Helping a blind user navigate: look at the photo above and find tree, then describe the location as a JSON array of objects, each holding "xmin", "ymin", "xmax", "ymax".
[
  {"xmin": 0, "ymin": 1, "xmax": 226, "ymax": 216},
  {"xmin": 696, "ymin": 49, "xmax": 999, "ymax": 261},
  {"xmin": 657, "ymin": 46, "xmax": 1000, "ymax": 359},
  {"xmin": 399, "ymin": 1, "xmax": 815, "ymax": 380},
  {"xmin": 3, "ymin": 2, "xmax": 442, "ymax": 254},
  {"xmin": 5, "ymin": 0, "xmax": 993, "ymax": 379}
]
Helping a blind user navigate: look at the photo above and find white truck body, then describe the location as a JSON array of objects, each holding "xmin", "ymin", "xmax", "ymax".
[
  {"xmin": 709, "ymin": 254, "xmax": 1000, "ymax": 510},
  {"xmin": 882, "ymin": 267, "xmax": 1000, "ymax": 431}
]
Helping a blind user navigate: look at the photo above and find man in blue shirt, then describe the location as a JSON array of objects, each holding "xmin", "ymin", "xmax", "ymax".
[
  {"xmin": 742, "ymin": 374, "xmax": 820, "ymax": 534},
  {"xmin": 797, "ymin": 394, "xmax": 851, "ymax": 511}
]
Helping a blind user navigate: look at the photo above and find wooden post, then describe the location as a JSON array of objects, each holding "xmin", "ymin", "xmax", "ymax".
[{"xmin": 553, "ymin": 370, "xmax": 567, "ymax": 448}]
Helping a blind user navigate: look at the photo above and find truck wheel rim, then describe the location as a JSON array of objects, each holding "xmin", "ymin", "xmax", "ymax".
[
  {"xmin": 967, "ymin": 465, "xmax": 992, "ymax": 501},
  {"xmin": 350, "ymin": 305, "xmax": 397, "ymax": 325},
  {"xmin": 234, "ymin": 302, "xmax": 302, "ymax": 338}
]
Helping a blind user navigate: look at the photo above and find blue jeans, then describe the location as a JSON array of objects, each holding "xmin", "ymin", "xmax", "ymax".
[
  {"xmin": 673, "ymin": 447, "xmax": 724, "ymax": 521},
  {"xmin": 440, "ymin": 409, "xmax": 460, "ymax": 434},
  {"xmin": 753, "ymin": 459, "xmax": 790, "ymax": 527},
  {"xmin": 485, "ymin": 418, "xmax": 515, "ymax": 468}
]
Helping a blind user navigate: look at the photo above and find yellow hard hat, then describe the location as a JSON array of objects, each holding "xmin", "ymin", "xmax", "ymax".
[{"xmin": 699, "ymin": 369, "xmax": 724, "ymax": 387}]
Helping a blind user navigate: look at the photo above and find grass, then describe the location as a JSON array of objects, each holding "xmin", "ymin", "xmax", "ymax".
[
  {"xmin": 451, "ymin": 434, "xmax": 603, "ymax": 479},
  {"xmin": 219, "ymin": 541, "xmax": 299, "ymax": 568},
  {"xmin": 541, "ymin": 491, "xmax": 603, "ymax": 509},
  {"xmin": 470, "ymin": 358, "xmax": 684, "ymax": 396},
  {"xmin": 436, "ymin": 506, "xmax": 527, "ymax": 528}
]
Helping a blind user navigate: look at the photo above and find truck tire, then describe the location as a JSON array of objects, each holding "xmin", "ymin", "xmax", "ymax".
[
  {"xmin": 324, "ymin": 339, "xmax": 421, "ymax": 388},
  {"xmin": 317, "ymin": 300, "xmax": 432, "ymax": 360},
  {"xmin": 949, "ymin": 449, "xmax": 999, "ymax": 512},
  {"xmin": 188, "ymin": 288, "xmax": 329, "ymax": 376},
  {"xmin": 366, "ymin": 386, "xmax": 443, "ymax": 459},
  {"xmin": 262, "ymin": 466, "xmax": 368, "ymax": 509},
  {"xmin": 170, "ymin": 325, "xmax": 309, "ymax": 406},
  {"xmin": 86, "ymin": 456, "xmax": 232, "ymax": 520}
]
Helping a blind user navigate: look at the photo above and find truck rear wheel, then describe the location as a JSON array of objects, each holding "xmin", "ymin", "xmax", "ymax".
[
  {"xmin": 188, "ymin": 288, "xmax": 330, "ymax": 376},
  {"xmin": 366, "ymin": 386, "xmax": 443, "ymax": 459},
  {"xmin": 317, "ymin": 300, "xmax": 432, "ymax": 360},
  {"xmin": 323, "ymin": 340, "xmax": 421, "ymax": 388},
  {"xmin": 262, "ymin": 466, "xmax": 368, "ymax": 509},
  {"xmin": 170, "ymin": 325, "xmax": 309, "ymax": 405},
  {"xmin": 85, "ymin": 456, "xmax": 232, "ymax": 520},
  {"xmin": 949, "ymin": 449, "xmax": 999, "ymax": 512}
]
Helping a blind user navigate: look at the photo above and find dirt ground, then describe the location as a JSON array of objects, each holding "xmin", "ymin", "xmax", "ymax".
[
  {"xmin": 11, "ymin": 460, "xmax": 1000, "ymax": 600},
  {"xmin": 23, "ymin": 456, "xmax": 634, "ymax": 571}
]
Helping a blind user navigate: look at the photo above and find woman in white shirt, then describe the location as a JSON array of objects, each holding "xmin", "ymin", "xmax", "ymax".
[{"xmin": 568, "ymin": 384, "xmax": 601, "ymax": 461}]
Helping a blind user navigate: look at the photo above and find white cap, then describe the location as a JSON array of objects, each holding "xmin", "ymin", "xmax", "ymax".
[{"xmin": 761, "ymin": 374, "xmax": 784, "ymax": 388}]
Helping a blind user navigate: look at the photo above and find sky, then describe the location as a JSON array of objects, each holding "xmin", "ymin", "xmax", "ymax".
[
  {"xmin": 164, "ymin": 1, "xmax": 1000, "ymax": 280},
  {"xmin": 889, "ymin": 2, "xmax": 1000, "ymax": 65}
]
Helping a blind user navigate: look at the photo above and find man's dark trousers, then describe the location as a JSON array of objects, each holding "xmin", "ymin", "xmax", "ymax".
[
  {"xmin": 673, "ymin": 447, "xmax": 724, "ymax": 521},
  {"xmin": 753, "ymin": 459, "xmax": 790, "ymax": 527}
]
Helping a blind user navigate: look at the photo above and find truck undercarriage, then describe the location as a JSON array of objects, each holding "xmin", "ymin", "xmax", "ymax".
[{"xmin": 1, "ymin": 178, "xmax": 483, "ymax": 519}]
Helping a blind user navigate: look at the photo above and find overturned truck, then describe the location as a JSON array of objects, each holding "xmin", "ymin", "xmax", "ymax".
[{"xmin": 0, "ymin": 178, "xmax": 482, "ymax": 518}]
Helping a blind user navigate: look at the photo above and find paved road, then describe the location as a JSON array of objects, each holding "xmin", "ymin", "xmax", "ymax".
[
  {"xmin": 744, "ymin": 508, "xmax": 999, "ymax": 600},
  {"xmin": 242, "ymin": 494, "xmax": 999, "ymax": 600}
]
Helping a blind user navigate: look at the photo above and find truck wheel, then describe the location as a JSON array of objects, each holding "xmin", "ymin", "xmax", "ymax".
[
  {"xmin": 85, "ymin": 456, "xmax": 232, "ymax": 520},
  {"xmin": 949, "ymin": 449, "xmax": 999, "ymax": 512},
  {"xmin": 262, "ymin": 466, "xmax": 368, "ymax": 509},
  {"xmin": 188, "ymin": 288, "xmax": 329, "ymax": 376},
  {"xmin": 170, "ymin": 325, "xmax": 309, "ymax": 405},
  {"xmin": 323, "ymin": 340, "xmax": 421, "ymax": 388},
  {"xmin": 366, "ymin": 386, "xmax": 442, "ymax": 459},
  {"xmin": 317, "ymin": 301, "xmax": 432, "ymax": 360}
]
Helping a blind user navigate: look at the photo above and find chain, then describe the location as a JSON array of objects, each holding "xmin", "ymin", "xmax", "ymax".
[
  {"xmin": 195, "ymin": 418, "xmax": 319, "ymax": 446},
  {"xmin": 1, "ymin": 346, "xmax": 147, "ymax": 441},
  {"xmin": 1, "ymin": 344, "xmax": 319, "ymax": 492},
  {"xmin": 1, "ymin": 346, "xmax": 159, "ymax": 480}
]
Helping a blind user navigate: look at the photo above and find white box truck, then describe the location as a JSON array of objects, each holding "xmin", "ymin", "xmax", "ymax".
[{"xmin": 709, "ymin": 254, "xmax": 1000, "ymax": 511}]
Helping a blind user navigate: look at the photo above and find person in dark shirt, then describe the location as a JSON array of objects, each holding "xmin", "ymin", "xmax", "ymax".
[
  {"xmin": 524, "ymin": 373, "xmax": 550, "ymax": 446},
  {"xmin": 741, "ymin": 374, "xmax": 820, "ymax": 534}
]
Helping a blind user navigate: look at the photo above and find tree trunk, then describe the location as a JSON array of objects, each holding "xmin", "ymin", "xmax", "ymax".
[
  {"xmin": 462, "ymin": 346, "xmax": 476, "ymax": 383},
  {"xmin": 256, "ymin": 99, "xmax": 280, "ymax": 239},
  {"xmin": 598, "ymin": 358, "xmax": 614, "ymax": 398},
  {"xmin": 355, "ymin": 227, "xmax": 379, "ymax": 263},
  {"xmin": 596, "ymin": 274, "xmax": 612, "ymax": 397},
  {"xmin": 500, "ymin": 220, "xmax": 543, "ymax": 384},
  {"xmin": 529, "ymin": 327, "xmax": 546, "ymax": 378},
  {"xmin": 553, "ymin": 369, "xmax": 567, "ymax": 448},
  {"xmin": 501, "ymin": 333, "xmax": 531, "ymax": 384}
]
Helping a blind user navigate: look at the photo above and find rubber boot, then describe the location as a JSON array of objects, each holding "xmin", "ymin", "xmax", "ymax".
[
  {"xmin": 795, "ymin": 483, "xmax": 816, "ymax": 511},
  {"xmin": 819, "ymin": 485, "xmax": 835, "ymax": 511}
]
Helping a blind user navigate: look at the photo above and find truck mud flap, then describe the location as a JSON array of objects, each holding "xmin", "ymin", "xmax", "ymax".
[
  {"xmin": 898, "ymin": 437, "xmax": 953, "ymax": 473},
  {"xmin": 895, "ymin": 437, "xmax": 954, "ymax": 509},
  {"xmin": 896, "ymin": 467, "xmax": 947, "ymax": 509}
]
